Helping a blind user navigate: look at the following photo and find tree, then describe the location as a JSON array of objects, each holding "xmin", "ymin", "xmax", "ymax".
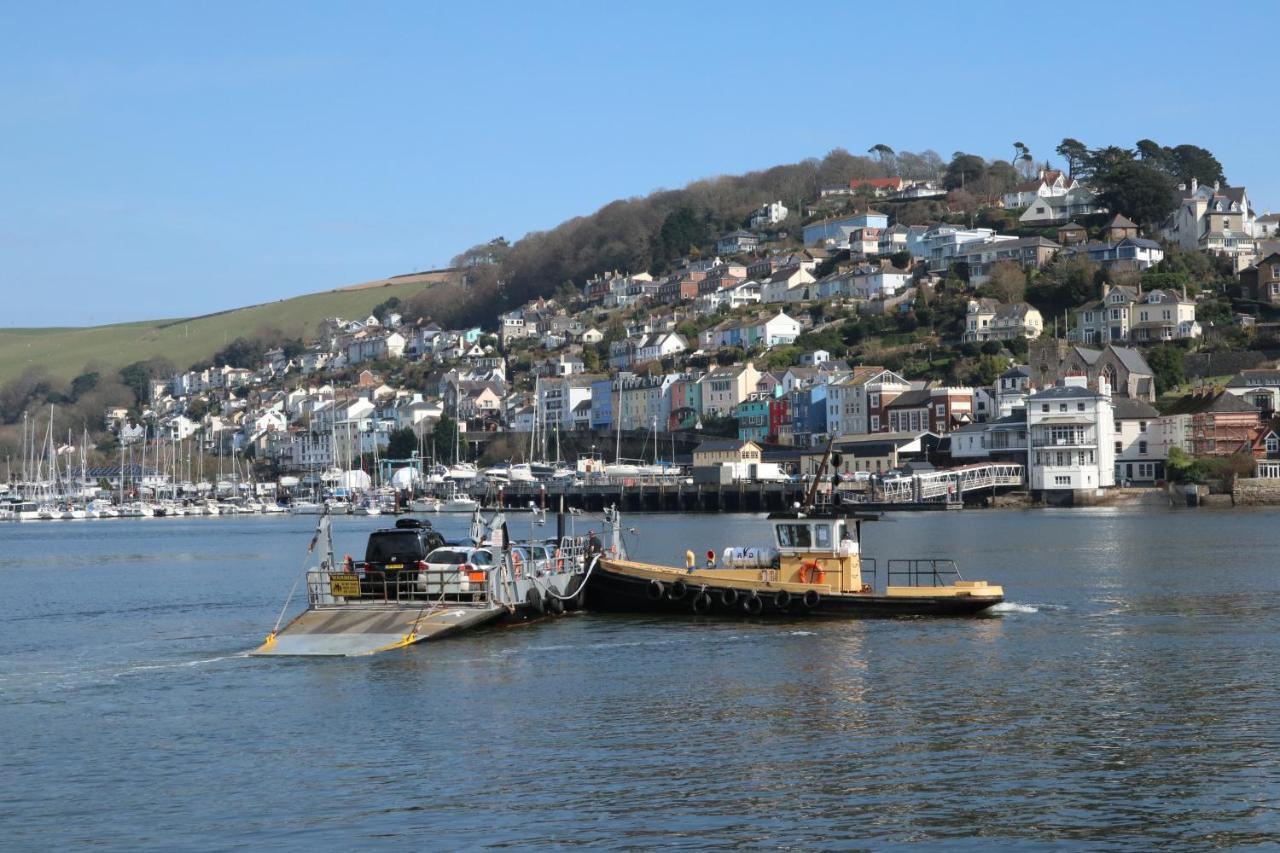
[
  {"xmin": 868, "ymin": 144, "xmax": 896, "ymax": 175},
  {"xmin": 944, "ymin": 153, "xmax": 986, "ymax": 190},
  {"xmin": 385, "ymin": 427, "xmax": 419, "ymax": 460},
  {"xmin": 431, "ymin": 414, "xmax": 458, "ymax": 462},
  {"xmin": 986, "ymin": 261, "xmax": 1027, "ymax": 304},
  {"xmin": 1091, "ymin": 160, "xmax": 1176, "ymax": 230},
  {"xmin": 1055, "ymin": 138, "xmax": 1089, "ymax": 178},
  {"xmin": 1146, "ymin": 343, "xmax": 1187, "ymax": 394},
  {"xmin": 70, "ymin": 371, "xmax": 100, "ymax": 400},
  {"xmin": 890, "ymin": 250, "xmax": 912, "ymax": 270},
  {"xmin": 1027, "ymin": 258, "xmax": 1099, "ymax": 316},
  {"xmin": 1167, "ymin": 144, "xmax": 1225, "ymax": 187}
]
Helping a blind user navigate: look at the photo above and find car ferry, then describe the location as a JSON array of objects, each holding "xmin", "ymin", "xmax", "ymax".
[
  {"xmin": 252, "ymin": 510, "xmax": 592, "ymax": 657},
  {"xmin": 585, "ymin": 508, "xmax": 1003, "ymax": 617}
]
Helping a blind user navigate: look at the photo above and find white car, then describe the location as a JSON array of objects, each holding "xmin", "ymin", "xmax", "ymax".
[{"xmin": 417, "ymin": 546, "xmax": 494, "ymax": 596}]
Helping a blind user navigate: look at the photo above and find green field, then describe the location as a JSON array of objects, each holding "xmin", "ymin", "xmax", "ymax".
[{"xmin": 0, "ymin": 274, "xmax": 449, "ymax": 386}]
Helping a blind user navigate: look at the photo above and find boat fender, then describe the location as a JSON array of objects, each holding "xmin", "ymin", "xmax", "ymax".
[
  {"xmin": 743, "ymin": 594, "xmax": 764, "ymax": 616},
  {"xmin": 719, "ymin": 587, "xmax": 739, "ymax": 607},
  {"xmin": 547, "ymin": 593, "xmax": 565, "ymax": 615},
  {"xmin": 525, "ymin": 587, "xmax": 545, "ymax": 614},
  {"xmin": 669, "ymin": 579, "xmax": 688, "ymax": 601},
  {"xmin": 567, "ymin": 575, "xmax": 587, "ymax": 610},
  {"xmin": 774, "ymin": 589, "xmax": 792, "ymax": 610},
  {"xmin": 692, "ymin": 592, "xmax": 713, "ymax": 614},
  {"xmin": 646, "ymin": 579, "xmax": 666, "ymax": 601},
  {"xmin": 802, "ymin": 589, "xmax": 821, "ymax": 609}
]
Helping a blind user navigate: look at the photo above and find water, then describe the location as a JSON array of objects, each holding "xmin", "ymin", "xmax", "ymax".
[{"xmin": 3, "ymin": 509, "xmax": 1280, "ymax": 849}]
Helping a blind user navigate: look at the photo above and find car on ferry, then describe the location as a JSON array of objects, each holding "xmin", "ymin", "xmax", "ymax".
[
  {"xmin": 360, "ymin": 519, "xmax": 449, "ymax": 595},
  {"xmin": 416, "ymin": 545, "xmax": 495, "ymax": 596}
]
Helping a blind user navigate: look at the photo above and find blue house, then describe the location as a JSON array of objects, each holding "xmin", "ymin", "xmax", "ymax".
[{"xmin": 590, "ymin": 378, "xmax": 614, "ymax": 429}]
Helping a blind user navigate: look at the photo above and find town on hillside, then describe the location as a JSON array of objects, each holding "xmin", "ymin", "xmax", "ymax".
[{"xmin": 8, "ymin": 141, "xmax": 1280, "ymax": 511}]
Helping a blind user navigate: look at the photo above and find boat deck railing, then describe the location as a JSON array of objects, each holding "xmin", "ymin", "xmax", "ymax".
[
  {"xmin": 305, "ymin": 568, "xmax": 493, "ymax": 607},
  {"xmin": 885, "ymin": 559, "xmax": 962, "ymax": 588}
]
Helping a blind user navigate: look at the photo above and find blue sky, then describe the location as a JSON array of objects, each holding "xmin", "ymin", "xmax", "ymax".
[{"xmin": 2, "ymin": 1, "xmax": 1274, "ymax": 327}]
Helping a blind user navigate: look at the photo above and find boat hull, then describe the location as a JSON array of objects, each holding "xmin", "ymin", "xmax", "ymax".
[{"xmin": 586, "ymin": 560, "xmax": 1002, "ymax": 618}]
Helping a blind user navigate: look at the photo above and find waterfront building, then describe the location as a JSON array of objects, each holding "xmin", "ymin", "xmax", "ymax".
[{"xmin": 1026, "ymin": 377, "xmax": 1116, "ymax": 501}]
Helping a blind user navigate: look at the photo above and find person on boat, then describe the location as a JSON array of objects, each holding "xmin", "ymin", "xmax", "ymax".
[{"xmin": 587, "ymin": 530, "xmax": 602, "ymax": 556}]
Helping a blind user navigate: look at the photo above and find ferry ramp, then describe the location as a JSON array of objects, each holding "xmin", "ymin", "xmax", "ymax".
[{"xmin": 252, "ymin": 604, "xmax": 502, "ymax": 657}]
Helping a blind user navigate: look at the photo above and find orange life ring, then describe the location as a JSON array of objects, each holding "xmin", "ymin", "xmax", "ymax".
[{"xmin": 799, "ymin": 559, "xmax": 826, "ymax": 585}]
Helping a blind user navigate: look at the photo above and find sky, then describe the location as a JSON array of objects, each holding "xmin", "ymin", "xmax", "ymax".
[{"xmin": 3, "ymin": 1, "xmax": 1277, "ymax": 327}]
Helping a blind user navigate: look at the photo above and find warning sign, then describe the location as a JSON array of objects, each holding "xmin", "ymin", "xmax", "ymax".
[{"xmin": 329, "ymin": 574, "xmax": 361, "ymax": 598}]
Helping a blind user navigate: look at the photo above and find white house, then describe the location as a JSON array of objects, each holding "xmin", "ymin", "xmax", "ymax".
[
  {"xmin": 1026, "ymin": 377, "xmax": 1116, "ymax": 500},
  {"xmin": 1161, "ymin": 179, "xmax": 1257, "ymax": 270},
  {"xmin": 761, "ymin": 266, "xmax": 816, "ymax": 304},
  {"xmin": 1001, "ymin": 168, "xmax": 1078, "ymax": 210},
  {"xmin": 750, "ymin": 201, "xmax": 788, "ymax": 229},
  {"xmin": 849, "ymin": 263, "xmax": 912, "ymax": 299},
  {"xmin": 1112, "ymin": 397, "xmax": 1164, "ymax": 485}
]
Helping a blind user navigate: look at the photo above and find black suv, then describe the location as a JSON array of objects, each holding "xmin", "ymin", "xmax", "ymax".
[{"xmin": 360, "ymin": 519, "xmax": 448, "ymax": 597}]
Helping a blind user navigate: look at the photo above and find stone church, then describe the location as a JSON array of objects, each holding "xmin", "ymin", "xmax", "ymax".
[{"xmin": 1028, "ymin": 339, "xmax": 1156, "ymax": 402}]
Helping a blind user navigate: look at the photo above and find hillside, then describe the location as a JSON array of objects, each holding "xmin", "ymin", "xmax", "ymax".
[{"xmin": 0, "ymin": 270, "xmax": 452, "ymax": 386}]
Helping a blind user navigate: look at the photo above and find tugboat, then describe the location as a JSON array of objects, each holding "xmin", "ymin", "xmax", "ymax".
[
  {"xmin": 586, "ymin": 508, "xmax": 1002, "ymax": 617},
  {"xmin": 584, "ymin": 443, "xmax": 1003, "ymax": 618},
  {"xmin": 252, "ymin": 508, "xmax": 592, "ymax": 657}
]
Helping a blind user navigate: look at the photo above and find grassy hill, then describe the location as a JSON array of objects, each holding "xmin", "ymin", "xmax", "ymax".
[{"xmin": 0, "ymin": 271, "xmax": 452, "ymax": 386}]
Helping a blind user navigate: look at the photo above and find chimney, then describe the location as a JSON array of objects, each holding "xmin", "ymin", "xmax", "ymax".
[
  {"xmin": 1191, "ymin": 177, "xmax": 1198, "ymax": 194},
  {"xmin": 1214, "ymin": 180, "xmax": 1221, "ymax": 193}
]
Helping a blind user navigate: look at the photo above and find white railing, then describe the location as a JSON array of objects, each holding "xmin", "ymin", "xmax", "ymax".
[{"xmin": 858, "ymin": 463, "xmax": 1025, "ymax": 504}]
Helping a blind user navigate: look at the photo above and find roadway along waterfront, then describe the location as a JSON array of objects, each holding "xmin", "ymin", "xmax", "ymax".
[{"xmin": 3, "ymin": 509, "xmax": 1280, "ymax": 847}]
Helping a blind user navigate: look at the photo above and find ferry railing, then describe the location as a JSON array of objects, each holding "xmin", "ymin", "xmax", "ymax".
[
  {"xmin": 306, "ymin": 567, "xmax": 493, "ymax": 607},
  {"xmin": 885, "ymin": 559, "xmax": 962, "ymax": 588},
  {"xmin": 860, "ymin": 557, "xmax": 877, "ymax": 586}
]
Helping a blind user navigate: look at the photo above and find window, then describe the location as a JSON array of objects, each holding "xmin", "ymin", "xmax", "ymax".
[
  {"xmin": 1077, "ymin": 402, "xmax": 1085, "ymax": 411},
  {"xmin": 1115, "ymin": 441, "xmax": 1123, "ymax": 454},
  {"xmin": 1054, "ymin": 475, "xmax": 1071, "ymax": 486},
  {"xmin": 936, "ymin": 403, "xmax": 946, "ymax": 417},
  {"xmin": 814, "ymin": 524, "xmax": 832, "ymax": 548},
  {"xmin": 1139, "ymin": 421, "xmax": 1147, "ymax": 432},
  {"xmin": 1267, "ymin": 434, "xmax": 1279, "ymax": 453},
  {"xmin": 1138, "ymin": 440, "xmax": 1148, "ymax": 454},
  {"xmin": 776, "ymin": 524, "xmax": 812, "ymax": 548},
  {"xmin": 1041, "ymin": 404, "xmax": 1050, "ymax": 412},
  {"xmin": 870, "ymin": 416, "xmax": 880, "ymax": 431},
  {"xmin": 1059, "ymin": 403, "xmax": 1068, "ymax": 412}
]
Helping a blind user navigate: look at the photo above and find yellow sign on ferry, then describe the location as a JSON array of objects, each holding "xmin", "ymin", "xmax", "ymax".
[{"xmin": 329, "ymin": 574, "xmax": 361, "ymax": 598}]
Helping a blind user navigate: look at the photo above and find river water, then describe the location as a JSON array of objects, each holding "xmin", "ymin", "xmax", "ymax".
[{"xmin": 2, "ymin": 508, "xmax": 1280, "ymax": 849}]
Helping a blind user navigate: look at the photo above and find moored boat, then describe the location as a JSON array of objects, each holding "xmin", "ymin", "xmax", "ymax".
[{"xmin": 586, "ymin": 508, "xmax": 1003, "ymax": 618}]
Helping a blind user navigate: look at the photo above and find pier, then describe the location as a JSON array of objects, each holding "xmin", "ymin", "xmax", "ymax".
[{"xmin": 482, "ymin": 463, "xmax": 1026, "ymax": 513}]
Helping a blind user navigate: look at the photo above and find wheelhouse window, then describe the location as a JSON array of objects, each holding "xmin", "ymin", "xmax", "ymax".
[
  {"xmin": 814, "ymin": 524, "xmax": 832, "ymax": 549},
  {"xmin": 776, "ymin": 524, "xmax": 812, "ymax": 548}
]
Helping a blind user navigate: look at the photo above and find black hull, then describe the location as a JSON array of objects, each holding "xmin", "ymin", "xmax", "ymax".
[{"xmin": 585, "ymin": 564, "xmax": 1001, "ymax": 618}]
